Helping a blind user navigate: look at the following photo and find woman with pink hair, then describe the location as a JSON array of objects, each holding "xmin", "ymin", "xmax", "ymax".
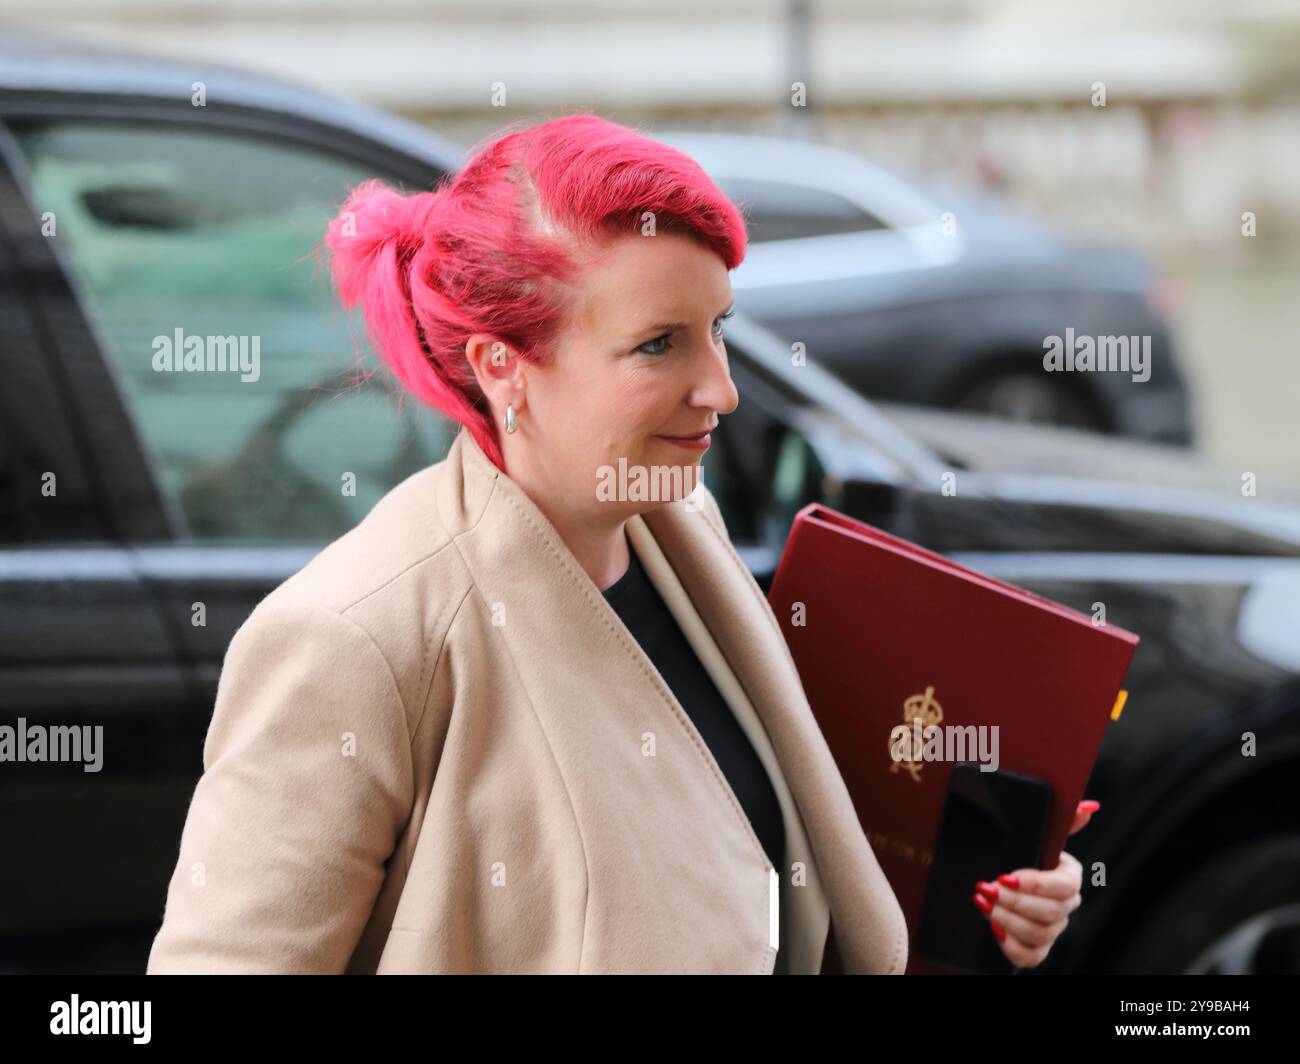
[{"xmin": 146, "ymin": 114, "xmax": 1089, "ymax": 975}]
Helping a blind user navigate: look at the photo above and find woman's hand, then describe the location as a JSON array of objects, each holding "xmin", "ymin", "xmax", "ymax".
[{"xmin": 972, "ymin": 799, "xmax": 1099, "ymax": 971}]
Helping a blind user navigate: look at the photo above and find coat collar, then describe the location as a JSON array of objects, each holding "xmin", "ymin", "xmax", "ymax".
[{"xmin": 434, "ymin": 425, "xmax": 907, "ymax": 974}]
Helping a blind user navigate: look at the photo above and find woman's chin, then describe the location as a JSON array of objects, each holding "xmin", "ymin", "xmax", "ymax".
[{"xmin": 593, "ymin": 453, "xmax": 703, "ymax": 506}]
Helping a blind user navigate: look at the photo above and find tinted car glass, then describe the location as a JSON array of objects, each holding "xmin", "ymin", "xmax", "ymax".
[
  {"xmin": 12, "ymin": 122, "xmax": 456, "ymax": 543},
  {"xmin": 716, "ymin": 176, "xmax": 886, "ymax": 242}
]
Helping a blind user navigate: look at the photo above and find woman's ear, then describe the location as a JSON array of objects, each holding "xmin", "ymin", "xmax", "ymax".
[{"xmin": 465, "ymin": 334, "xmax": 525, "ymax": 418}]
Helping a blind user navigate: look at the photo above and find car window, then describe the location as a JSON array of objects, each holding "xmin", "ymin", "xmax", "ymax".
[
  {"xmin": 11, "ymin": 122, "xmax": 456, "ymax": 544},
  {"xmin": 701, "ymin": 354, "xmax": 828, "ymax": 546},
  {"xmin": 0, "ymin": 410, "xmax": 14, "ymax": 542},
  {"xmin": 716, "ymin": 176, "xmax": 886, "ymax": 242},
  {"xmin": 699, "ymin": 415, "xmax": 752, "ymax": 544},
  {"xmin": 764, "ymin": 424, "xmax": 830, "ymax": 542}
]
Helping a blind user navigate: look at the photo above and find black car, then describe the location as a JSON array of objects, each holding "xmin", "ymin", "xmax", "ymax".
[
  {"xmin": 655, "ymin": 130, "xmax": 1195, "ymax": 446},
  {"xmin": 1, "ymin": 35, "xmax": 1296, "ymax": 975}
]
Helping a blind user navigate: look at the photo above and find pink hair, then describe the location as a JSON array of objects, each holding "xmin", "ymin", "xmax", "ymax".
[{"xmin": 317, "ymin": 113, "xmax": 748, "ymax": 471}]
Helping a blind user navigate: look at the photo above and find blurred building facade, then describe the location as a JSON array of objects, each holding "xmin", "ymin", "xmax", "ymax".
[
  {"xmin": 6, "ymin": 0, "xmax": 1300, "ymax": 261},
  {"xmin": 4, "ymin": 0, "xmax": 1297, "ymax": 474}
]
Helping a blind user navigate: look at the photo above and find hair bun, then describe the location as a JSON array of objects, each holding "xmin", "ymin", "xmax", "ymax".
[{"xmin": 324, "ymin": 178, "xmax": 440, "ymax": 308}]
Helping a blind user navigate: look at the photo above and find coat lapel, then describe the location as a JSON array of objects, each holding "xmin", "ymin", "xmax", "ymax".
[
  {"xmin": 439, "ymin": 426, "xmax": 906, "ymax": 974},
  {"xmin": 627, "ymin": 512, "xmax": 831, "ymax": 974},
  {"xmin": 639, "ymin": 481, "xmax": 910, "ymax": 974}
]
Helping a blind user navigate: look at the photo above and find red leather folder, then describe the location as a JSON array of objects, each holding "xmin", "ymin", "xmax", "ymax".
[{"xmin": 767, "ymin": 503, "xmax": 1139, "ymax": 973}]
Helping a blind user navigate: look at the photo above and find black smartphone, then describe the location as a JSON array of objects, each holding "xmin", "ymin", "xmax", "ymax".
[{"xmin": 915, "ymin": 763, "xmax": 1055, "ymax": 974}]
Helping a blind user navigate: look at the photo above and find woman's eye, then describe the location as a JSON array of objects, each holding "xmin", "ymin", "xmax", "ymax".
[
  {"xmin": 637, "ymin": 335, "xmax": 671, "ymax": 356},
  {"xmin": 637, "ymin": 311, "xmax": 732, "ymax": 355}
]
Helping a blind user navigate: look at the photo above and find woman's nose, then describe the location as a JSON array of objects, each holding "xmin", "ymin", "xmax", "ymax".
[{"xmin": 692, "ymin": 344, "xmax": 739, "ymax": 415}]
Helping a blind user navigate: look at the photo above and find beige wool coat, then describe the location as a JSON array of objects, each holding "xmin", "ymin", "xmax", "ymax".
[{"xmin": 146, "ymin": 425, "xmax": 909, "ymax": 975}]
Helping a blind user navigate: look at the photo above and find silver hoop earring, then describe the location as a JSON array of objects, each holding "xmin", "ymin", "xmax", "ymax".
[{"xmin": 505, "ymin": 403, "xmax": 517, "ymax": 434}]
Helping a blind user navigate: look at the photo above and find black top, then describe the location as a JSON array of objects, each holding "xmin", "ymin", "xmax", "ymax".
[{"xmin": 602, "ymin": 539, "xmax": 788, "ymax": 972}]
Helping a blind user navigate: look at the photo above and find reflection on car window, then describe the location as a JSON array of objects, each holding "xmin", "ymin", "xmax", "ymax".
[
  {"xmin": 12, "ymin": 122, "xmax": 456, "ymax": 543},
  {"xmin": 700, "ymin": 417, "xmax": 750, "ymax": 544},
  {"xmin": 0, "ymin": 409, "xmax": 15, "ymax": 543},
  {"xmin": 764, "ymin": 426, "xmax": 827, "ymax": 546},
  {"xmin": 716, "ymin": 176, "xmax": 886, "ymax": 242}
]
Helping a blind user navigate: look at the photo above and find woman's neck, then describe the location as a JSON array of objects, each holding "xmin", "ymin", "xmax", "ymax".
[
  {"xmin": 549, "ymin": 507, "xmax": 631, "ymax": 593},
  {"xmin": 516, "ymin": 483, "xmax": 631, "ymax": 592},
  {"xmin": 499, "ymin": 441, "xmax": 632, "ymax": 592}
]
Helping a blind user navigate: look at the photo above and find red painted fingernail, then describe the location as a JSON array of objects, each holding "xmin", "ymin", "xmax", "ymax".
[
  {"xmin": 1078, "ymin": 800, "xmax": 1101, "ymax": 813},
  {"xmin": 972, "ymin": 893, "xmax": 994, "ymax": 915},
  {"xmin": 990, "ymin": 921, "xmax": 1006, "ymax": 942},
  {"xmin": 997, "ymin": 874, "xmax": 1020, "ymax": 889},
  {"xmin": 975, "ymin": 882, "xmax": 999, "ymax": 901}
]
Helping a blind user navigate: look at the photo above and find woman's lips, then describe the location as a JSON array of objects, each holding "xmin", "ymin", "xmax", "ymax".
[{"xmin": 654, "ymin": 432, "xmax": 712, "ymax": 451}]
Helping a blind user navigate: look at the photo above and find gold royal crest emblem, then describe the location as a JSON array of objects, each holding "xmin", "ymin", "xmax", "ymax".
[{"xmin": 889, "ymin": 684, "xmax": 943, "ymax": 782}]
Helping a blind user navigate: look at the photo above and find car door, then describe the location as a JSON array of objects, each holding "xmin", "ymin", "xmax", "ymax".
[
  {"xmin": 0, "ymin": 103, "xmax": 455, "ymax": 971},
  {"xmin": 0, "ymin": 124, "xmax": 198, "ymax": 971}
]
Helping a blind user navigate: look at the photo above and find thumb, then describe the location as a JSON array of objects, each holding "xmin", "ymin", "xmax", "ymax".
[{"xmin": 1068, "ymin": 799, "xmax": 1100, "ymax": 836}]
